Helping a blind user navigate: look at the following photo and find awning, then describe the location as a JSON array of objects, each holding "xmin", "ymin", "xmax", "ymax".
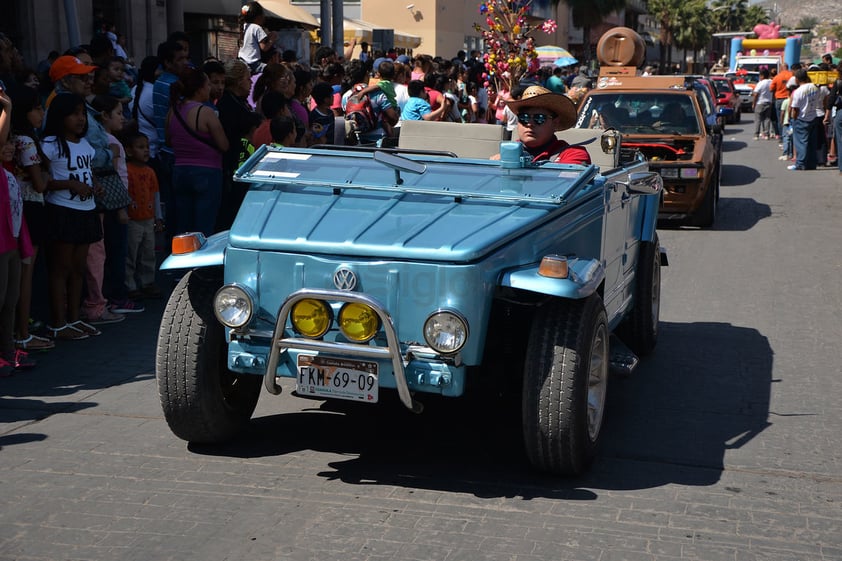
[
  {"xmin": 182, "ymin": 0, "xmax": 318, "ymax": 28},
  {"xmin": 260, "ymin": 0, "xmax": 319, "ymax": 28},
  {"xmin": 319, "ymin": 18, "xmax": 421, "ymax": 50}
]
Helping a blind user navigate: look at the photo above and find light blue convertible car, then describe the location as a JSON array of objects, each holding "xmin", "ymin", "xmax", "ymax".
[{"xmin": 156, "ymin": 124, "xmax": 666, "ymax": 475}]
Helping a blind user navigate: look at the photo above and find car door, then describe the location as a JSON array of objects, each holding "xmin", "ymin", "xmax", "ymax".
[{"xmin": 600, "ymin": 163, "xmax": 637, "ymax": 324}]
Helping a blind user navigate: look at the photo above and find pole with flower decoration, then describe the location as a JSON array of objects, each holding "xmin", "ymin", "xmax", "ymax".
[{"xmin": 473, "ymin": 1, "xmax": 558, "ymax": 94}]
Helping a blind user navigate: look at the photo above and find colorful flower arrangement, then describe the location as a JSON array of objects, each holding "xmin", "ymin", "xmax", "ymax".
[{"xmin": 473, "ymin": 1, "xmax": 557, "ymax": 93}]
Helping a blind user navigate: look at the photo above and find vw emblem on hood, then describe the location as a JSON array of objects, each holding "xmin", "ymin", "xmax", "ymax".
[{"xmin": 333, "ymin": 268, "xmax": 358, "ymax": 291}]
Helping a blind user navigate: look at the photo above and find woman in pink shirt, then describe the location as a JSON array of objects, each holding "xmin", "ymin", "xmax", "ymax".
[{"xmin": 166, "ymin": 68, "xmax": 229, "ymax": 236}]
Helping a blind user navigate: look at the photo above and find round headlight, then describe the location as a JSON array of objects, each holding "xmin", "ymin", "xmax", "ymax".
[
  {"xmin": 423, "ymin": 310, "xmax": 469, "ymax": 354},
  {"xmin": 214, "ymin": 285, "xmax": 253, "ymax": 328},
  {"xmin": 290, "ymin": 299, "xmax": 332, "ymax": 338},
  {"xmin": 338, "ymin": 302, "xmax": 380, "ymax": 342}
]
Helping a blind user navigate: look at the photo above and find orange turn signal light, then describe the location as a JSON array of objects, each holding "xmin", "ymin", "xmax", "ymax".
[
  {"xmin": 538, "ymin": 255, "xmax": 569, "ymax": 279},
  {"xmin": 171, "ymin": 233, "xmax": 207, "ymax": 255}
]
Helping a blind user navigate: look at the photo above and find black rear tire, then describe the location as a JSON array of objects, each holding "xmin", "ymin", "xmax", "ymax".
[
  {"xmin": 156, "ymin": 270, "xmax": 262, "ymax": 443},
  {"xmin": 522, "ymin": 295, "xmax": 609, "ymax": 475},
  {"xmin": 618, "ymin": 236, "xmax": 661, "ymax": 356}
]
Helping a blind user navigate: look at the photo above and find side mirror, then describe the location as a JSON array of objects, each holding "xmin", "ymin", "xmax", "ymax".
[{"xmin": 625, "ymin": 171, "xmax": 662, "ymax": 195}]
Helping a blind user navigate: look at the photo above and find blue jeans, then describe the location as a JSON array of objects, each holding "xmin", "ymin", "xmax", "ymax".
[
  {"xmin": 781, "ymin": 125, "xmax": 793, "ymax": 158},
  {"xmin": 792, "ymin": 118, "xmax": 818, "ymax": 170},
  {"xmin": 835, "ymin": 110, "xmax": 842, "ymax": 171},
  {"xmin": 172, "ymin": 165, "xmax": 223, "ymax": 237},
  {"xmin": 772, "ymin": 98, "xmax": 784, "ymax": 136}
]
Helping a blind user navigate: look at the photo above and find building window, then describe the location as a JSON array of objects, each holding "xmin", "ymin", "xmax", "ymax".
[{"xmin": 529, "ymin": 0, "xmax": 553, "ymax": 19}]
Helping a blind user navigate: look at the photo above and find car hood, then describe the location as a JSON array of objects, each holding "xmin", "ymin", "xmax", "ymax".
[{"xmin": 227, "ymin": 147, "xmax": 598, "ymax": 263}]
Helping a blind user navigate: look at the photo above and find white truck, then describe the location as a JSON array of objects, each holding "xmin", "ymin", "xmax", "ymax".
[{"xmin": 733, "ymin": 54, "xmax": 781, "ymax": 73}]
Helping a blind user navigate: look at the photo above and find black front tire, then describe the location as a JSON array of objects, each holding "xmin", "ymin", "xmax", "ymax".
[
  {"xmin": 619, "ymin": 236, "xmax": 661, "ymax": 356},
  {"xmin": 522, "ymin": 295, "xmax": 609, "ymax": 475},
  {"xmin": 692, "ymin": 163, "xmax": 719, "ymax": 227},
  {"xmin": 156, "ymin": 270, "xmax": 262, "ymax": 443}
]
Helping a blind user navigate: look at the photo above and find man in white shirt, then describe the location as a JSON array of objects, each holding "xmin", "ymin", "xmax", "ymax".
[
  {"xmin": 752, "ymin": 68, "xmax": 774, "ymax": 139},
  {"xmin": 788, "ymin": 69, "xmax": 821, "ymax": 170}
]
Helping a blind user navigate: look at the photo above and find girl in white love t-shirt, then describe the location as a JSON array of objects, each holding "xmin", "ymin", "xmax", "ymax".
[{"xmin": 41, "ymin": 93, "xmax": 103, "ymax": 341}]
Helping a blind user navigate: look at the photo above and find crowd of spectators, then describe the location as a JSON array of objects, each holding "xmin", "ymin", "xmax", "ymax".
[{"xmin": 0, "ymin": 0, "xmax": 595, "ymax": 375}]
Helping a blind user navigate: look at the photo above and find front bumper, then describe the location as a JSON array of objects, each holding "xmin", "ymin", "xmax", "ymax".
[
  {"xmin": 658, "ymin": 178, "xmax": 707, "ymax": 218},
  {"xmin": 258, "ymin": 289, "xmax": 465, "ymax": 413}
]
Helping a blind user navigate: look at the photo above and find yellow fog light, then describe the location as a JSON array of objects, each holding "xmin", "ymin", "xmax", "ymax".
[
  {"xmin": 290, "ymin": 299, "xmax": 332, "ymax": 338},
  {"xmin": 338, "ymin": 302, "xmax": 380, "ymax": 342}
]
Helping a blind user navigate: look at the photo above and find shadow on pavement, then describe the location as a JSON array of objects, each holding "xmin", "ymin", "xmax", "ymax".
[
  {"xmin": 593, "ymin": 321, "xmax": 773, "ymax": 489},
  {"xmin": 721, "ymin": 140, "xmax": 747, "ymax": 152},
  {"xmin": 0, "ymin": 432, "xmax": 48, "ymax": 450},
  {"xmin": 721, "ymin": 164, "xmax": 761, "ymax": 186},
  {"xmin": 715, "ymin": 197, "xmax": 772, "ymax": 231},
  {"xmin": 190, "ymin": 321, "xmax": 773, "ymax": 499},
  {"xmin": 657, "ymin": 196, "xmax": 771, "ymax": 232},
  {"xmin": 0, "ymin": 298, "xmax": 164, "ymax": 436}
]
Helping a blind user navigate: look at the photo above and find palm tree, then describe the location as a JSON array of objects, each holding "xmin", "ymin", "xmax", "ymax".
[
  {"xmin": 648, "ymin": 0, "xmax": 683, "ymax": 70},
  {"xmin": 743, "ymin": 5, "xmax": 769, "ymax": 30},
  {"xmin": 674, "ymin": 0, "xmax": 711, "ymax": 73},
  {"xmin": 711, "ymin": 0, "xmax": 748, "ymax": 33}
]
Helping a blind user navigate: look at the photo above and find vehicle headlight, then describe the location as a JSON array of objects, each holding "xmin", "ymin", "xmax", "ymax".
[
  {"xmin": 214, "ymin": 285, "xmax": 255, "ymax": 329},
  {"xmin": 338, "ymin": 302, "xmax": 380, "ymax": 342},
  {"xmin": 659, "ymin": 168, "xmax": 679, "ymax": 179},
  {"xmin": 680, "ymin": 167, "xmax": 701, "ymax": 179},
  {"xmin": 423, "ymin": 310, "xmax": 469, "ymax": 355},
  {"xmin": 291, "ymin": 299, "xmax": 333, "ymax": 338}
]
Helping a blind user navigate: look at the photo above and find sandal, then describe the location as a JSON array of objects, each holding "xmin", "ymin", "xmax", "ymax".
[
  {"xmin": 15, "ymin": 334, "xmax": 55, "ymax": 351},
  {"xmin": 69, "ymin": 320, "xmax": 101, "ymax": 337},
  {"xmin": 47, "ymin": 323, "xmax": 89, "ymax": 341}
]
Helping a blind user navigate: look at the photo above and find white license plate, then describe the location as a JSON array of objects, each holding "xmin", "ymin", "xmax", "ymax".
[{"xmin": 296, "ymin": 355, "xmax": 378, "ymax": 403}]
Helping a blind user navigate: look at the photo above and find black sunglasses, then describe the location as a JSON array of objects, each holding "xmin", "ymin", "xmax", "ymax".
[{"xmin": 517, "ymin": 112, "xmax": 556, "ymax": 126}]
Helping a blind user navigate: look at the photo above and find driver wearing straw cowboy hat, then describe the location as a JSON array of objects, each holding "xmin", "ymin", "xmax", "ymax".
[{"xmin": 493, "ymin": 85, "xmax": 591, "ymax": 165}]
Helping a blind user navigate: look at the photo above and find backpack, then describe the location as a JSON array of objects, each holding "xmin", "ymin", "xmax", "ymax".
[{"xmin": 345, "ymin": 83, "xmax": 377, "ymax": 135}]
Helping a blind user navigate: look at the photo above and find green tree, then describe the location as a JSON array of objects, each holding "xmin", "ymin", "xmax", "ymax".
[
  {"xmin": 710, "ymin": 0, "xmax": 747, "ymax": 33},
  {"xmin": 648, "ymin": 0, "xmax": 683, "ymax": 71},
  {"xmin": 743, "ymin": 5, "xmax": 769, "ymax": 29},
  {"xmin": 674, "ymin": 0, "xmax": 712, "ymax": 73}
]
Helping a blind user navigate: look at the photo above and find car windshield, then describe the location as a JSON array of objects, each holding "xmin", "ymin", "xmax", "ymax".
[
  {"xmin": 736, "ymin": 62, "xmax": 776, "ymax": 73},
  {"xmin": 727, "ymin": 72, "xmax": 760, "ymax": 85},
  {"xmin": 712, "ymin": 80, "xmax": 733, "ymax": 94},
  {"xmin": 575, "ymin": 93, "xmax": 702, "ymax": 135}
]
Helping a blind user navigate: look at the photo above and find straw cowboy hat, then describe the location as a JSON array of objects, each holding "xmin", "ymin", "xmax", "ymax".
[{"xmin": 507, "ymin": 85, "xmax": 578, "ymax": 131}]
